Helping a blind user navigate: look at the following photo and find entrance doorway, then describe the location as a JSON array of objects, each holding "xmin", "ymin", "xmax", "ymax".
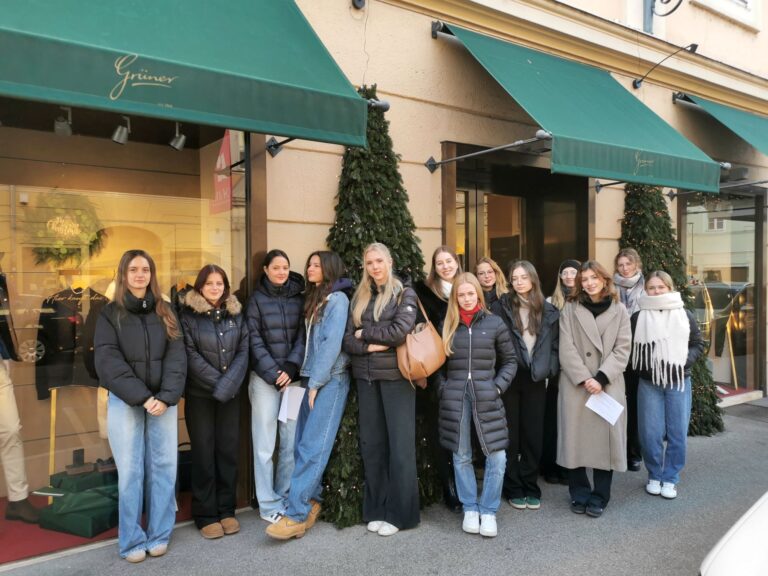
[{"xmin": 454, "ymin": 154, "xmax": 588, "ymax": 295}]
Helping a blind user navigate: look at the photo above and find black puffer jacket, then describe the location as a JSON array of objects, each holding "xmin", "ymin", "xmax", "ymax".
[
  {"xmin": 436, "ymin": 310, "xmax": 517, "ymax": 455},
  {"xmin": 343, "ymin": 283, "xmax": 418, "ymax": 381},
  {"xmin": 179, "ymin": 291, "xmax": 249, "ymax": 402},
  {"xmin": 492, "ymin": 295, "xmax": 560, "ymax": 383},
  {"xmin": 246, "ymin": 272, "xmax": 305, "ymax": 387},
  {"xmin": 94, "ymin": 292, "xmax": 187, "ymax": 407}
]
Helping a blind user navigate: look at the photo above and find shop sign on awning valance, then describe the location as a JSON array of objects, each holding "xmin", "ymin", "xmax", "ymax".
[
  {"xmin": 0, "ymin": 0, "xmax": 367, "ymax": 147},
  {"xmin": 444, "ymin": 24, "xmax": 720, "ymax": 193},
  {"xmin": 684, "ymin": 95, "xmax": 768, "ymax": 157}
]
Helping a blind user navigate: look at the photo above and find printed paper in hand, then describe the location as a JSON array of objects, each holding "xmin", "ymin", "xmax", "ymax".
[
  {"xmin": 278, "ymin": 385, "xmax": 306, "ymax": 423},
  {"xmin": 585, "ymin": 391, "xmax": 624, "ymax": 426}
]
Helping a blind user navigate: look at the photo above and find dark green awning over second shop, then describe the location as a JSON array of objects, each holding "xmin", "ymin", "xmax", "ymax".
[
  {"xmin": 0, "ymin": 0, "xmax": 367, "ymax": 147},
  {"xmin": 444, "ymin": 24, "xmax": 720, "ymax": 193},
  {"xmin": 684, "ymin": 95, "xmax": 768, "ymax": 156}
]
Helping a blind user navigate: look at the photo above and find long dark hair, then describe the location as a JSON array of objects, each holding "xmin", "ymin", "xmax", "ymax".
[
  {"xmin": 261, "ymin": 249, "xmax": 290, "ymax": 270},
  {"xmin": 193, "ymin": 264, "xmax": 231, "ymax": 306},
  {"xmin": 114, "ymin": 249, "xmax": 179, "ymax": 339},
  {"xmin": 507, "ymin": 260, "xmax": 544, "ymax": 336},
  {"xmin": 303, "ymin": 251, "xmax": 345, "ymax": 322}
]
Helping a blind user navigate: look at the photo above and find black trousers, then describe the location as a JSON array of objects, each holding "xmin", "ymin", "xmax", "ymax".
[
  {"xmin": 357, "ymin": 378, "xmax": 420, "ymax": 530},
  {"xmin": 568, "ymin": 467, "xmax": 614, "ymax": 508},
  {"xmin": 625, "ymin": 370, "xmax": 642, "ymax": 462},
  {"xmin": 502, "ymin": 370, "xmax": 547, "ymax": 499},
  {"xmin": 540, "ymin": 374, "xmax": 567, "ymax": 479},
  {"xmin": 184, "ymin": 393, "xmax": 240, "ymax": 529}
]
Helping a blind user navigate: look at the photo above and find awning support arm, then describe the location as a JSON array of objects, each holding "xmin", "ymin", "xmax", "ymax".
[{"xmin": 425, "ymin": 130, "xmax": 552, "ymax": 173}]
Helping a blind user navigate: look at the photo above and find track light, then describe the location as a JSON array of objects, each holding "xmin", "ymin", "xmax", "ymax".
[
  {"xmin": 632, "ymin": 43, "xmax": 698, "ymax": 89},
  {"xmin": 169, "ymin": 122, "xmax": 186, "ymax": 151},
  {"xmin": 54, "ymin": 106, "xmax": 72, "ymax": 136},
  {"xmin": 111, "ymin": 115, "xmax": 131, "ymax": 144}
]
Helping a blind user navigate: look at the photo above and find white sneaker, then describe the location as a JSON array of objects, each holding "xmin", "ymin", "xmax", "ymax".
[
  {"xmin": 661, "ymin": 483, "xmax": 677, "ymax": 499},
  {"xmin": 646, "ymin": 479, "xmax": 662, "ymax": 496},
  {"xmin": 367, "ymin": 520, "xmax": 383, "ymax": 532},
  {"xmin": 462, "ymin": 511, "xmax": 480, "ymax": 534},
  {"xmin": 479, "ymin": 514, "xmax": 497, "ymax": 538},
  {"xmin": 377, "ymin": 521, "xmax": 399, "ymax": 536},
  {"xmin": 261, "ymin": 512, "xmax": 283, "ymax": 524}
]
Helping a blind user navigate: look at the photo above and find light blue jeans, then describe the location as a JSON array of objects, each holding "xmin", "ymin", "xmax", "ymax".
[
  {"xmin": 453, "ymin": 390, "xmax": 507, "ymax": 515},
  {"xmin": 284, "ymin": 374, "xmax": 350, "ymax": 521},
  {"xmin": 638, "ymin": 377, "xmax": 692, "ymax": 485},
  {"xmin": 107, "ymin": 393, "xmax": 178, "ymax": 558},
  {"xmin": 248, "ymin": 372, "xmax": 297, "ymax": 517}
]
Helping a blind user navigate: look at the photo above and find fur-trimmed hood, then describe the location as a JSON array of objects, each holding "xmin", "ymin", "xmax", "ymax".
[{"xmin": 182, "ymin": 290, "xmax": 242, "ymax": 316}]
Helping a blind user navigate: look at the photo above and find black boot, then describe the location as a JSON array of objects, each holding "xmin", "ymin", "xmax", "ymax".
[{"xmin": 5, "ymin": 497, "xmax": 40, "ymax": 524}]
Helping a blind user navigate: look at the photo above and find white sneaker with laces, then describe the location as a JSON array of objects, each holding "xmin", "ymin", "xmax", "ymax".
[
  {"xmin": 462, "ymin": 511, "xmax": 480, "ymax": 534},
  {"xmin": 377, "ymin": 521, "xmax": 399, "ymax": 536},
  {"xmin": 661, "ymin": 483, "xmax": 677, "ymax": 499},
  {"xmin": 646, "ymin": 479, "xmax": 662, "ymax": 496},
  {"xmin": 261, "ymin": 511, "xmax": 283, "ymax": 524},
  {"xmin": 479, "ymin": 514, "xmax": 497, "ymax": 538},
  {"xmin": 367, "ymin": 521, "xmax": 384, "ymax": 532}
]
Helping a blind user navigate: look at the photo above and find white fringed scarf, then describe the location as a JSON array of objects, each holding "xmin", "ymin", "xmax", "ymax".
[{"xmin": 632, "ymin": 292, "xmax": 690, "ymax": 390}]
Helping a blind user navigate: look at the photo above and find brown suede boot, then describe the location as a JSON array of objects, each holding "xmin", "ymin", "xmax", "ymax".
[
  {"xmin": 200, "ymin": 522, "xmax": 224, "ymax": 539},
  {"xmin": 265, "ymin": 516, "xmax": 306, "ymax": 540},
  {"xmin": 5, "ymin": 498, "xmax": 40, "ymax": 524},
  {"xmin": 305, "ymin": 500, "xmax": 322, "ymax": 530},
  {"xmin": 220, "ymin": 517, "xmax": 240, "ymax": 535}
]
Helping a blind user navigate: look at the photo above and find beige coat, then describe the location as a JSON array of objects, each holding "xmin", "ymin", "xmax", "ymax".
[{"xmin": 556, "ymin": 299, "xmax": 631, "ymax": 471}]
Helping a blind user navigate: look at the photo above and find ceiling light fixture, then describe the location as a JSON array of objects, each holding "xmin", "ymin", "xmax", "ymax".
[
  {"xmin": 169, "ymin": 122, "xmax": 186, "ymax": 151},
  {"xmin": 53, "ymin": 106, "xmax": 72, "ymax": 136},
  {"xmin": 111, "ymin": 115, "xmax": 131, "ymax": 144}
]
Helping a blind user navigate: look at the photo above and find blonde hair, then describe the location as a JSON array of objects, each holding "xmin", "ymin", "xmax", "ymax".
[
  {"xmin": 474, "ymin": 257, "xmax": 508, "ymax": 300},
  {"xmin": 615, "ymin": 247, "xmax": 643, "ymax": 273},
  {"xmin": 645, "ymin": 270, "xmax": 675, "ymax": 291},
  {"xmin": 442, "ymin": 272, "xmax": 487, "ymax": 356},
  {"xmin": 351, "ymin": 243, "xmax": 402, "ymax": 327}
]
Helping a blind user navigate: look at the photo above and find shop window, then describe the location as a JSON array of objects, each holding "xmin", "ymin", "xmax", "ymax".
[
  {"xmin": 707, "ymin": 216, "xmax": 726, "ymax": 231},
  {"xmin": 0, "ymin": 100, "xmax": 246, "ymax": 562},
  {"xmin": 691, "ymin": 0, "xmax": 762, "ymax": 30}
]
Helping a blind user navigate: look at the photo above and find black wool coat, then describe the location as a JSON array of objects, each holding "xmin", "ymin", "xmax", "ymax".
[
  {"xmin": 94, "ymin": 292, "xmax": 187, "ymax": 407},
  {"xmin": 436, "ymin": 311, "xmax": 517, "ymax": 455},
  {"xmin": 246, "ymin": 272, "xmax": 305, "ymax": 386},
  {"xmin": 413, "ymin": 280, "xmax": 448, "ymax": 327},
  {"xmin": 492, "ymin": 295, "xmax": 560, "ymax": 383},
  {"xmin": 343, "ymin": 284, "xmax": 418, "ymax": 382},
  {"xmin": 179, "ymin": 291, "xmax": 249, "ymax": 402}
]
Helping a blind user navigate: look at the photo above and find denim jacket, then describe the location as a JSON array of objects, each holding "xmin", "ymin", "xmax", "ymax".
[{"xmin": 300, "ymin": 290, "xmax": 350, "ymax": 389}]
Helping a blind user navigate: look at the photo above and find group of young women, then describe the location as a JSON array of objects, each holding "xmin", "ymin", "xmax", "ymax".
[{"xmin": 93, "ymin": 242, "xmax": 704, "ymax": 560}]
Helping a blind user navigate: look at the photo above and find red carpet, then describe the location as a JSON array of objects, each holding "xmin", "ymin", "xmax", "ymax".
[{"xmin": 0, "ymin": 492, "xmax": 192, "ymax": 565}]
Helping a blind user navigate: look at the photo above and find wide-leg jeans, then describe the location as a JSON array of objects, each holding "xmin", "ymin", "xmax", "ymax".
[
  {"xmin": 284, "ymin": 374, "xmax": 349, "ymax": 522},
  {"xmin": 248, "ymin": 372, "xmax": 297, "ymax": 517},
  {"xmin": 107, "ymin": 393, "xmax": 178, "ymax": 558}
]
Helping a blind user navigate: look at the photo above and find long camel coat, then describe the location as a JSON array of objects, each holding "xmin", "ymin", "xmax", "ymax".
[{"xmin": 556, "ymin": 299, "xmax": 631, "ymax": 472}]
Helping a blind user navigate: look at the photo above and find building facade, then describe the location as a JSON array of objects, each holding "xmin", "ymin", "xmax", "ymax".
[{"xmin": 0, "ymin": 0, "xmax": 765, "ymax": 562}]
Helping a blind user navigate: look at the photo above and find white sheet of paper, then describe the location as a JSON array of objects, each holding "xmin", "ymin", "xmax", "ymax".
[
  {"xmin": 585, "ymin": 391, "xmax": 625, "ymax": 426},
  {"xmin": 278, "ymin": 385, "xmax": 306, "ymax": 423}
]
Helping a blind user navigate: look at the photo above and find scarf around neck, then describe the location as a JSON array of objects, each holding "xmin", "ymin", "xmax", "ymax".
[
  {"xmin": 439, "ymin": 279, "xmax": 453, "ymax": 300},
  {"xmin": 459, "ymin": 304, "xmax": 481, "ymax": 326},
  {"xmin": 632, "ymin": 291, "xmax": 690, "ymax": 390},
  {"xmin": 614, "ymin": 271, "xmax": 645, "ymax": 314}
]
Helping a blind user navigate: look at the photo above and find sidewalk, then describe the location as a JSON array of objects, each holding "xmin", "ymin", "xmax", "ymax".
[{"xmin": 3, "ymin": 407, "xmax": 767, "ymax": 576}]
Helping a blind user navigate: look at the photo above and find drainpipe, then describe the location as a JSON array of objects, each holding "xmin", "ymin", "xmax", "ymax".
[{"xmin": 643, "ymin": 0, "xmax": 655, "ymax": 33}]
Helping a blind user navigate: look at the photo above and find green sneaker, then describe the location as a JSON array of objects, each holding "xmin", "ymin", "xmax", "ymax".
[
  {"xmin": 508, "ymin": 497, "xmax": 527, "ymax": 510},
  {"xmin": 526, "ymin": 497, "xmax": 541, "ymax": 510}
]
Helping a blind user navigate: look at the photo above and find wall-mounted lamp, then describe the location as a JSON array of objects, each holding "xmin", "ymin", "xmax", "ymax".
[
  {"xmin": 53, "ymin": 106, "xmax": 72, "ymax": 136},
  {"xmin": 632, "ymin": 43, "xmax": 698, "ymax": 89},
  {"xmin": 111, "ymin": 115, "xmax": 131, "ymax": 144},
  {"xmin": 352, "ymin": 0, "xmax": 365, "ymax": 9},
  {"xmin": 169, "ymin": 122, "xmax": 186, "ymax": 151},
  {"xmin": 367, "ymin": 98, "xmax": 390, "ymax": 112}
]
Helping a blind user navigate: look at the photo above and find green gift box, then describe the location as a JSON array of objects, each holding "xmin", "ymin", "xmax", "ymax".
[
  {"xmin": 39, "ymin": 504, "xmax": 119, "ymax": 538},
  {"xmin": 50, "ymin": 470, "xmax": 118, "ymax": 492}
]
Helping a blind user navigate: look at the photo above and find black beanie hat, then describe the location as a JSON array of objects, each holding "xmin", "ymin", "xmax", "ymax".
[{"xmin": 558, "ymin": 259, "xmax": 581, "ymax": 275}]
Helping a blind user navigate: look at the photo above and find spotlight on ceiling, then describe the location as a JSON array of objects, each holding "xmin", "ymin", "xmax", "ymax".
[
  {"xmin": 54, "ymin": 106, "xmax": 72, "ymax": 136},
  {"xmin": 169, "ymin": 122, "xmax": 187, "ymax": 151},
  {"xmin": 111, "ymin": 115, "xmax": 131, "ymax": 145}
]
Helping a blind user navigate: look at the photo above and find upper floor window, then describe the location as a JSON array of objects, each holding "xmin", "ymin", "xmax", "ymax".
[{"xmin": 691, "ymin": 0, "xmax": 762, "ymax": 30}]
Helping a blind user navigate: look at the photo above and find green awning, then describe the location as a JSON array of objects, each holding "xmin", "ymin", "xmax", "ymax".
[
  {"xmin": 445, "ymin": 25, "xmax": 720, "ymax": 193},
  {"xmin": 686, "ymin": 95, "xmax": 768, "ymax": 156},
  {"xmin": 0, "ymin": 0, "xmax": 367, "ymax": 147}
]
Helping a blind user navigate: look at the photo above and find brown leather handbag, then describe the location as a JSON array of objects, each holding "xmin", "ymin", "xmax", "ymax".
[{"xmin": 397, "ymin": 299, "xmax": 446, "ymax": 389}]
